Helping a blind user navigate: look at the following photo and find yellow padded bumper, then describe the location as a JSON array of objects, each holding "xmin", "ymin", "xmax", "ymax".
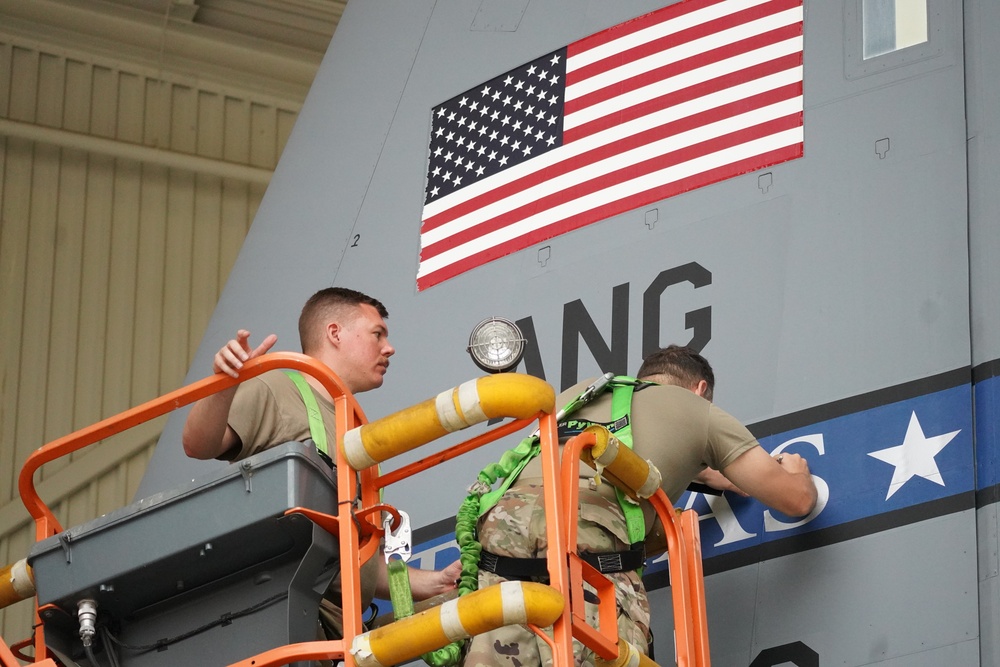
[
  {"xmin": 342, "ymin": 374, "xmax": 554, "ymax": 468},
  {"xmin": 0, "ymin": 559, "xmax": 34, "ymax": 609},
  {"xmin": 350, "ymin": 581, "xmax": 564, "ymax": 667},
  {"xmin": 595, "ymin": 637, "xmax": 660, "ymax": 667},
  {"xmin": 580, "ymin": 425, "xmax": 662, "ymax": 501}
]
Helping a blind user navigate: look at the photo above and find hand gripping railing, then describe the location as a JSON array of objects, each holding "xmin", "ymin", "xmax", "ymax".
[{"xmin": 10, "ymin": 352, "xmax": 367, "ymax": 666}]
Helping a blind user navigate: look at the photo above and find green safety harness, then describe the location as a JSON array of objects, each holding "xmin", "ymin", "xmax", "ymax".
[
  {"xmin": 473, "ymin": 374, "xmax": 650, "ymax": 552},
  {"xmin": 558, "ymin": 376, "xmax": 651, "ymax": 556},
  {"xmin": 434, "ymin": 374, "xmax": 654, "ymax": 665},
  {"xmin": 286, "ymin": 370, "xmax": 652, "ymax": 667}
]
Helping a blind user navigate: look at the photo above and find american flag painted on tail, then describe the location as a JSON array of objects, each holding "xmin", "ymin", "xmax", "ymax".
[{"xmin": 417, "ymin": 0, "xmax": 804, "ymax": 291}]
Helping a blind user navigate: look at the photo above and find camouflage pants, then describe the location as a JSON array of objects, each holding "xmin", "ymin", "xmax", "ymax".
[{"xmin": 462, "ymin": 482, "xmax": 650, "ymax": 667}]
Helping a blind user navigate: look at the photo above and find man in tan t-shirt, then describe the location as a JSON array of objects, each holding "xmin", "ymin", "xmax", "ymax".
[
  {"xmin": 182, "ymin": 286, "xmax": 460, "ymax": 639},
  {"xmin": 463, "ymin": 345, "xmax": 818, "ymax": 667}
]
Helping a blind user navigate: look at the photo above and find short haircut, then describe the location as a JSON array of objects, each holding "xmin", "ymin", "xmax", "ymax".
[
  {"xmin": 637, "ymin": 345, "xmax": 715, "ymax": 400},
  {"xmin": 298, "ymin": 287, "xmax": 388, "ymax": 353}
]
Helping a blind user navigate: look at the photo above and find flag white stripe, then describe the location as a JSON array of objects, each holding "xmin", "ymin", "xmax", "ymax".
[
  {"xmin": 565, "ymin": 7, "xmax": 803, "ymax": 103},
  {"xmin": 422, "ymin": 65, "xmax": 802, "ymax": 224},
  {"xmin": 564, "ymin": 35, "xmax": 802, "ymax": 130},
  {"xmin": 421, "ymin": 95, "xmax": 801, "ymax": 248},
  {"xmin": 417, "ymin": 126, "xmax": 802, "ymax": 278},
  {"xmin": 566, "ymin": 0, "xmax": 773, "ymax": 72}
]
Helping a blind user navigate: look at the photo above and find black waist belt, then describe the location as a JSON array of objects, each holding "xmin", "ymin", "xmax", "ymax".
[{"xmin": 479, "ymin": 546, "xmax": 646, "ymax": 580}]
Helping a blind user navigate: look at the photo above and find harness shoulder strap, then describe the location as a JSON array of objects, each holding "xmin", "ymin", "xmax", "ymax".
[
  {"xmin": 608, "ymin": 379, "xmax": 647, "ymax": 550},
  {"xmin": 283, "ymin": 370, "xmax": 330, "ymax": 459}
]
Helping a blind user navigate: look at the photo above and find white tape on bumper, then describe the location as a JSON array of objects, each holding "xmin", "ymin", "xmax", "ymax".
[
  {"xmin": 457, "ymin": 380, "xmax": 488, "ymax": 424},
  {"xmin": 436, "ymin": 380, "xmax": 487, "ymax": 432},
  {"xmin": 343, "ymin": 427, "xmax": 376, "ymax": 468},
  {"xmin": 637, "ymin": 461, "xmax": 662, "ymax": 499},
  {"xmin": 436, "ymin": 389, "xmax": 466, "ymax": 432},
  {"xmin": 11, "ymin": 559, "xmax": 33, "ymax": 597},
  {"xmin": 349, "ymin": 633, "xmax": 383, "ymax": 667},
  {"xmin": 500, "ymin": 581, "xmax": 528, "ymax": 625},
  {"xmin": 439, "ymin": 598, "xmax": 469, "ymax": 642}
]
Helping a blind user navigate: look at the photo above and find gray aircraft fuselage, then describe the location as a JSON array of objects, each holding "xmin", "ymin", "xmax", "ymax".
[{"xmin": 133, "ymin": 1, "xmax": 1000, "ymax": 665}]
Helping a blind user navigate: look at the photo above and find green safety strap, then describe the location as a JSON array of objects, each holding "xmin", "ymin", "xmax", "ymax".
[
  {"xmin": 608, "ymin": 378, "xmax": 636, "ymax": 444},
  {"xmin": 387, "ymin": 559, "xmax": 460, "ymax": 665},
  {"xmin": 436, "ymin": 376, "xmax": 645, "ymax": 667},
  {"xmin": 608, "ymin": 380, "xmax": 648, "ymax": 551},
  {"xmin": 387, "ymin": 559, "xmax": 415, "ymax": 619},
  {"xmin": 388, "ymin": 557, "xmax": 464, "ymax": 665},
  {"xmin": 283, "ymin": 370, "xmax": 329, "ymax": 459},
  {"xmin": 286, "ymin": 372, "xmax": 441, "ymax": 656},
  {"xmin": 476, "ymin": 434, "xmax": 540, "ymax": 517}
]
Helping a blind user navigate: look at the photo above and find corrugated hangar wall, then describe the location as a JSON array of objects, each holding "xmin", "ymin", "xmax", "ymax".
[{"xmin": 0, "ymin": 16, "xmax": 311, "ymax": 643}]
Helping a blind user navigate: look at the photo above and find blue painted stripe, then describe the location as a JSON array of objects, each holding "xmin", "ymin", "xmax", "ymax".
[
  {"xmin": 676, "ymin": 383, "xmax": 973, "ymax": 562},
  {"xmin": 404, "ymin": 377, "xmax": 983, "ymax": 577},
  {"xmin": 975, "ymin": 374, "xmax": 1000, "ymax": 490}
]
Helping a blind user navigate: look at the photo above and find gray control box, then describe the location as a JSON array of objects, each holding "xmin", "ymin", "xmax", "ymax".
[{"xmin": 29, "ymin": 441, "xmax": 341, "ymax": 667}]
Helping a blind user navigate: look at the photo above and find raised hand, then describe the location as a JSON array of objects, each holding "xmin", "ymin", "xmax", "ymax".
[{"xmin": 213, "ymin": 329, "xmax": 278, "ymax": 378}]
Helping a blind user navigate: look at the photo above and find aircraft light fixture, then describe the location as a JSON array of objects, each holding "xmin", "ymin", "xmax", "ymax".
[{"xmin": 467, "ymin": 317, "xmax": 525, "ymax": 373}]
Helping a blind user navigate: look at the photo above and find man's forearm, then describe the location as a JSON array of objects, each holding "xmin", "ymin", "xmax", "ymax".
[
  {"xmin": 408, "ymin": 560, "xmax": 462, "ymax": 601},
  {"xmin": 790, "ymin": 471, "xmax": 819, "ymax": 516},
  {"xmin": 182, "ymin": 387, "xmax": 238, "ymax": 459},
  {"xmin": 373, "ymin": 559, "xmax": 461, "ymax": 602}
]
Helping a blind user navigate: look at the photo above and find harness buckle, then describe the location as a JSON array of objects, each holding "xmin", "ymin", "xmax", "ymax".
[
  {"xmin": 480, "ymin": 550, "xmax": 500, "ymax": 573},
  {"xmin": 595, "ymin": 552, "xmax": 624, "ymax": 573}
]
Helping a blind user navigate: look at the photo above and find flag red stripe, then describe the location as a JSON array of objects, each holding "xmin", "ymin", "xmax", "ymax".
[
  {"xmin": 421, "ymin": 79, "xmax": 801, "ymax": 236},
  {"xmin": 420, "ymin": 113, "xmax": 802, "ymax": 262},
  {"xmin": 568, "ymin": 0, "xmax": 731, "ymax": 57},
  {"xmin": 564, "ymin": 51, "xmax": 801, "ymax": 142},
  {"xmin": 564, "ymin": 23, "xmax": 801, "ymax": 119},
  {"xmin": 566, "ymin": 0, "xmax": 800, "ymax": 87},
  {"xmin": 417, "ymin": 143, "xmax": 803, "ymax": 290}
]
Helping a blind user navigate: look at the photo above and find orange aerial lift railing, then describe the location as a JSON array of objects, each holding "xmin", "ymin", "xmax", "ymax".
[{"xmin": 1, "ymin": 353, "xmax": 711, "ymax": 667}]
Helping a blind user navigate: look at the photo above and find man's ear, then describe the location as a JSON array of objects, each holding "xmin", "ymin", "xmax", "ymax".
[
  {"xmin": 326, "ymin": 321, "xmax": 342, "ymax": 345},
  {"xmin": 692, "ymin": 379, "xmax": 709, "ymax": 398}
]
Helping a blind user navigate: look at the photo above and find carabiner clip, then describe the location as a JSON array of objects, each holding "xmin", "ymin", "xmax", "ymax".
[{"xmin": 383, "ymin": 510, "xmax": 412, "ymax": 563}]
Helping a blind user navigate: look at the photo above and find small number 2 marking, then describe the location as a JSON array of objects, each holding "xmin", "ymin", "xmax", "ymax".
[{"xmin": 351, "ymin": 234, "xmax": 360, "ymax": 247}]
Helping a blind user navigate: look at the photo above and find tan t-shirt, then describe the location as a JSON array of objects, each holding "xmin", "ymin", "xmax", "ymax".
[
  {"xmin": 227, "ymin": 369, "xmax": 378, "ymax": 636},
  {"xmin": 228, "ymin": 369, "xmax": 338, "ymax": 461},
  {"xmin": 516, "ymin": 379, "xmax": 758, "ymax": 543}
]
